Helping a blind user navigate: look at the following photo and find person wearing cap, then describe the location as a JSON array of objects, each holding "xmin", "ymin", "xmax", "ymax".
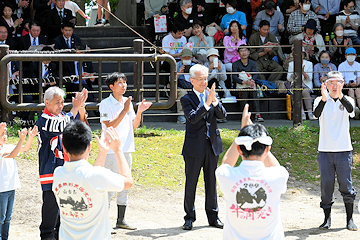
[
  {"xmin": 287, "ymin": 47, "xmax": 315, "ymax": 120},
  {"xmin": 180, "ymin": 64, "xmax": 226, "ymax": 231},
  {"xmin": 216, "ymin": 103, "xmax": 289, "ymax": 239},
  {"xmin": 204, "ymin": 48, "xmax": 232, "ymax": 101},
  {"xmin": 188, "ymin": 20, "xmax": 213, "ymax": 55},
  {"xmin": 290, "ymin": 18, "xmax": 326, "ymax": 63},
  {"xmin": 329, "ymin": 23, "xmax": 353, "ymax": 67},
  {"xmin": 176, "ymin": 49, "xmax": 196, "ymax": 124},
  {"xmin": 338, "ymin": 47, "xmax": 360, "ymax": 109},
  {"xmin": 313, "ymin": 71, "xmax": 357, "ymax": 231},
  {"xmin": 232, "ymin": 44, "xmax": 264, "ymax": 122}
]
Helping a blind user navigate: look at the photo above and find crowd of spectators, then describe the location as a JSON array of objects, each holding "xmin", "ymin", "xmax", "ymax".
[
  {"xmin": 0, "ymin": 0, "xmax": 97, "ymax": 120},
  {"xmin": 149, "ymin": 0, "xmax": 360, "ymax": 122}
]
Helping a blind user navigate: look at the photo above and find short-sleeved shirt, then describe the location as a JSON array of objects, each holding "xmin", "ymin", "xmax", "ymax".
[
  {"xmin": 220, "ymin": 11, "xmax": 247, "ymax": 35},
  {"xmin": 99, "ymin": 95, "xmax": 136, "ymax": 153},
  {"xmin": 216, "ymin": 161, "xmax": 289, "ymax": 240},
  {"xmin": 65, "ymin": 1, "xmax": 80, "ymax": 17},
  {"xmin": 173, "ymin": 12, "xmax": 194, "ymax": 30},
  {"xmin": 338, "ymin": 60, "xmax": 360, "ymax": 84},
  {"xmin": 314, "ymin": 93, "xmax": 355, "ymax": 152},
  {"xmin": 161, "ymin": 33, "xmax": 188, "ymax": 60},
  {"xmin": 0, "ymin": 144, "xmax": 20, "ymax": 192},
  {"xmin": 53, "ymin": 160, "xmax": 125, "ymax": 240}
]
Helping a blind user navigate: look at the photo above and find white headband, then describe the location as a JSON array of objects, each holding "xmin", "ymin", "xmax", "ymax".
[{"xmin": 234, "ymin": 134, "xmax": 273, "ymax": 151}]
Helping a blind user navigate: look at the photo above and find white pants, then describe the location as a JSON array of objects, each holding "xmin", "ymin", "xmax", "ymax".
[{"xmin": 104, "ymin": 152, "xmax": 132, "ymax": 206}]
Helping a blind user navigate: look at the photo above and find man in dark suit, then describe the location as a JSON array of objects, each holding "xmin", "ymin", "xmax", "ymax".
[
  {"xmin": 0, "ymin": 25, "xmax": 17, "ymax": 49},
  {"xmin": 19, "ymin": 20, "xmax": 48, "ymax": 50},
  {"xmin": 180, "ymin": 64, "xmax": 226, "ymax": 230},
  {"xmin": 53, "ymin": 22, "xmax": 82, "ymax": 99},
  {"xmin": 33, "ymin": 0, "xmax": 52, "ymax": 30},
  {"xmin": 45, "ymin": 0, "xmax": 75, "ymax": 42}
]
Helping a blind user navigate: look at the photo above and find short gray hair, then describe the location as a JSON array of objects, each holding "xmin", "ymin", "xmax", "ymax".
[
  {"xmin": 180, "ymin": 0, "xmax": 191, "ymax": 7},
  {"xmin": 189, "ymin": 64, "xmax": 209, "ymax": 78},
  {"xmin": 327, "ymin": 71, "xmax": 344, "ymax": 81},
  {"xmin": 44, "ymin": 86, "xmax": 65, "ymax": 103}
]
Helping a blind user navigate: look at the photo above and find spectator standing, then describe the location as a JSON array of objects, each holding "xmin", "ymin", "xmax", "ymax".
[
  {"xmin": 36, "ymin": 87, "xmax": 87, "ymax": 240},
  {"xmin": 144, "ymin": 0, "xmax": 170, "ymax": 42},
  {"xmin": 33, "ymin": 0, "xmax": 53, "ymax": 31},
  {"xmin": 216, "ymin": 104, "xmax": 288, "ymax": 240},
  {"xmin": 290, "ymin": 19, "xmax": 326, "ymax": 63},
  {"xmin": 65, "ymin": 0, "xmax": 90, "ymax": 21},
  {"xmin": 0, "ymin": 2, "xmax": 23, "ymax": 39},
  {"xmin": 188, "ymin": 20, "xmax": 213, "ymax": 55},
  {"xmin": 94, "ymin": 0, "xmax": 110, "ymax": 26},
  {"xmin": 99, "ymin": 72, "xmax": 152, "ymax": 230},
  {"xmin": 314, "ymin": 50, "xmax": 337, "ymax": 88},
  {"xmin": 176, "ymin": 49, "xmax": 195, "ymax": 124},
  {"xmin": 174, "ymin": 0, "xmax": 194, "ymax": 37},
  {"xmin": 191, "ymin": 0, "xmax": 207, "ymax": 24},
  {"xmin": 329, "ymin": 23, "xmax": 353, "ymax": 67},
  {"xmin": 313, "ymin": 71, "xmax": 357, "ymax": 231},
  {"xmin": 53, "ymin": 122, "xmax": 133, "ymax": 239},
  {"xmin": 312, "ymin": 0, "xmax": 340, "ymax": 36},
  {"xmin": 232, "ymin": 45, "xmax": 264, "ymax": 122},
  {"xmin": 0, "ymin": 123, "xmax": 38, "ymax": 240},
  {"xmin": 249, "ymin": 20, "xmax": 283, "ymax": 83},
  {"xmin": 204, "ymin": 48, "xmax": 232, "ymax": 100},
  {"xmin": 287, "ymin": 48, "xmax": 315, "ymax": 120},
  {"xmin": 337, "ymin": 0, "xmax": 360, "ymax": 54},
  {"xmin": 287, "ymin": 0, "xmax": 320, "ymax": 41},
  {"xmin": 253, "ymin": 0, "xmax": 284, "ymax": 38},
  {"xmin": 338, "ymin": 47, "xmax": 360, "ymax": 109},
  {"xmin": 180, "ymin": 64, "xmax": 226, "ymax": 231}
]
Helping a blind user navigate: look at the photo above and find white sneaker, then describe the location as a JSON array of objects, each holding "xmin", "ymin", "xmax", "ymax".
[
  {"xmin": 302, "ymin": 112, "xmax": 306, "ymax": 120},
  {"xmin": 308, "ymin": 113, "xmax": 316, "ymax": 120}
]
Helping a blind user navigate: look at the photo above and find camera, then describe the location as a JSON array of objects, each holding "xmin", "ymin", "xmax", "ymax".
[{"xmin": 184, "ymin": 65, "xmax": 191, "ymax": 73}]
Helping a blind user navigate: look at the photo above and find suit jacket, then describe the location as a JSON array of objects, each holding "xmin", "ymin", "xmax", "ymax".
[
  {"xmin": 0, "ymin": 15, "xmax": 21, "ymax": 39},
  {"xmin": 46, "ymin": 8, "xmax": 75, "ymax": 41},
  {"xmin": 19, "ymin": 34, "xmax": 48, "ymax": 50},
  {"xmin": 3, "ymin": 37, "xmax": 18, "ymax": 50},
  {"xmin": 27, "ymin": 61, "xmax": 58, "ymax": 79},
  {"xmin": 53, "ymin": 34, "xmax": 82, "ymax": 76},
  {"xmin": 180, "ymin": 91, "xmax": 226, "ymax": 157}
]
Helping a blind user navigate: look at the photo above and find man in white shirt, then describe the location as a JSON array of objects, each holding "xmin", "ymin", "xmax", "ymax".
[
  {"xmin": 313, "ymin": 71, "xmax": 357, "ymax": 231},
  {"xmin": 216, "ymin": 104, "xmax": 289, "ymax": 239},
  {"xmin": 53, "ymin": 121, "xmax": 133, "ymax": 240},
  {"xmin": 99, "ymin": 72, "xmax": 152, "ymax": 230}
]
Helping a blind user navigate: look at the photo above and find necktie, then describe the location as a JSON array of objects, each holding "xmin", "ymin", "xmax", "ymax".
[
  {"xmin": 75, "ymin": 61, "xmax": 79, "ymax": 76},
  {"xmin": 44, "ymin": 65, "xmax": 49, "ymax": 78},
  {"xmin": 66, "ymin": 39, "xmax": 71, "ymax": 49},
  {"xmin": 199, "ymin": 93, "xmax": 204, "ymax": 106},
  {"xmin": 59, "ymin": 10, "xmax": 63, "ymax": 23},
  {"xmin": 32, "ymin": 38, "xmax": 36, "ymax": 46}
]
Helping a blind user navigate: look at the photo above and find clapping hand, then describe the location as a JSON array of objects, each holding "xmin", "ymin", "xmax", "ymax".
[
  {"xmin": 18, "ymin": 128, "xmax": 28, "ymax": 141},
  {"xmin": 321, "ymin": 83, "xmax": 327, "ymax": 101},
  {"xmin": 28, "ymin": 126, "xmax": 38, "ymax": 138},
  {"xmin": 72, "ymin": 88, "xmax": 88, "ymax": 108},
  {"xmin": 137, "ymin": 99, "xmax": 152, "ymax": 114}
]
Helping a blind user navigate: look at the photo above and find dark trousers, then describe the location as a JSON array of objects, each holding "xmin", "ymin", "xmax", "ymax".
[
  {"xmin": 239, "ymin": 89, "xmax": 260, "ymax": 113},
  {"xmin": 318, "ymin": 151, "xmax": 357, "ymax": 209},
  {"xmin": 40, "ymin": 190, "xmax": 60, "ymax": 240},
  {"xmin": 183, "ymin": 139, "xmax": 219, "ymax": 224}
]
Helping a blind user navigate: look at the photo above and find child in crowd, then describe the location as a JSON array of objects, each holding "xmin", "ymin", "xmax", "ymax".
[
  {"xmin": 65, "ymin": 0, "xmax": 90, "ymax": 21},
  {"xmin": 0, "ymin": 123, "xmax": 38, "ymax": 240}
]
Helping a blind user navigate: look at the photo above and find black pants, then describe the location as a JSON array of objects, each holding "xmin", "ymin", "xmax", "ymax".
[
  {"xmin": 239, "ymin": 89, "xmax": 260, "ymax": 113},
  {"xmin": 40, "ymin": 190, "xmax": 60, "ymax": 240},
  {"xmin": 183, "ymin": 139, "xmax": 219, "ymax": 224}
]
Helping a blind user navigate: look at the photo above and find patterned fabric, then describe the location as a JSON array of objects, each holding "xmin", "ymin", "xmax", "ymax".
[
  {"xmin": 303, "ymin": 34, "xmax": 315, "ymax": 60},
  {"xmin": 287, "ymin": 10, "xmax": 321, "ymax": 36}
]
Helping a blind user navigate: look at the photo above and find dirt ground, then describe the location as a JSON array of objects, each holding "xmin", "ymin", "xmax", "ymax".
[{"xmin": 9, "ymin": 158, "xmax": 360, "ymax": 240}]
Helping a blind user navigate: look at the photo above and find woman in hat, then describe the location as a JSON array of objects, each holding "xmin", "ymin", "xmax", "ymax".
[
  {"xmin": 287, "ymin": 47, "xmax": 316, "ymax": 120},
  {"xmin": 329, "ymin": 23, "xmax": 353, "ymax": 67},
  {"xmin": 290, "ymin": 19, "xmax": 326, "ymax": 64}
]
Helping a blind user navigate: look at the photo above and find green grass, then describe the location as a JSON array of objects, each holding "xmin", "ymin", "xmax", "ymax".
[{"xmin": 8, "ymin": 124, "xmax": 360, "ymax": 191}]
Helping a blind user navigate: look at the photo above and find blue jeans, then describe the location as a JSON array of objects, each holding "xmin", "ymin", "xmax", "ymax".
[
  {"xmin": 318, "ymin": 151, "xmax": 356, "ymax": 209},
  {"xmin": 0, "ymin": 190, "xmax": 15, "ymax": 240}
]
